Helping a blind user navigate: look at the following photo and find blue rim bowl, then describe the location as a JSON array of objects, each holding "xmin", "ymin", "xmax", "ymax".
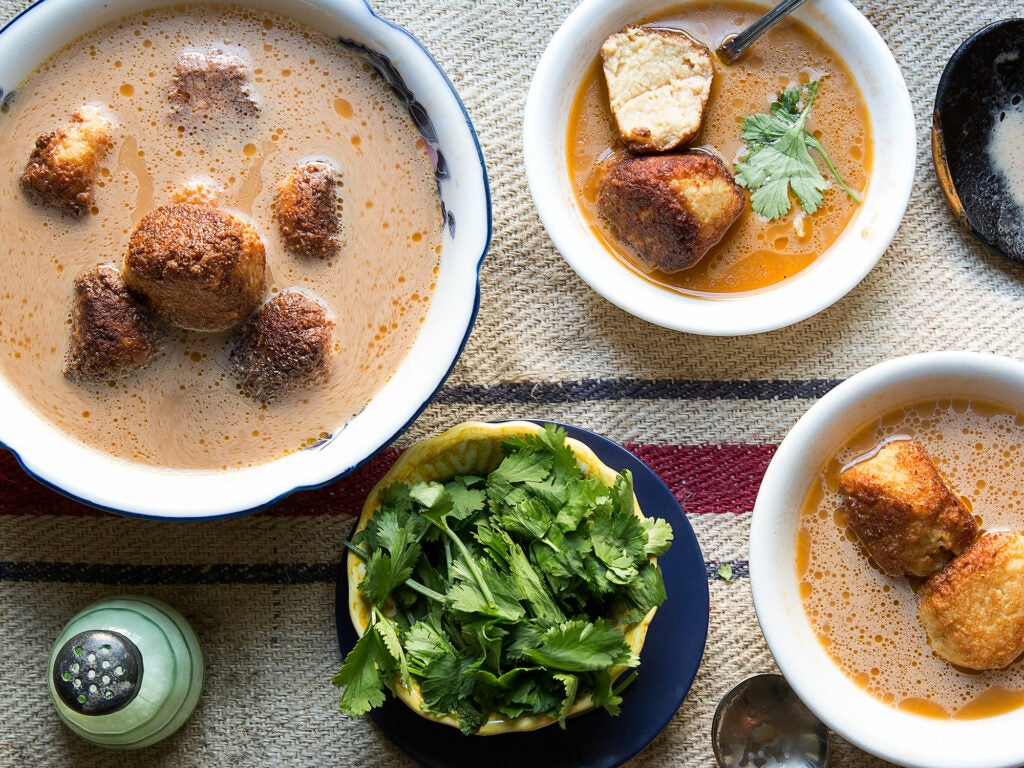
[{"xmin": 0, "ymin": 0, "xmax": 491, "ymax": 519}]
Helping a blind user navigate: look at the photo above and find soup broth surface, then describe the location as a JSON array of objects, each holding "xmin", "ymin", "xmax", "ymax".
[
  {"xmin": 0, "ymin": 3, "xmax": 441, "ymax": 470},
  {"xmin": 798, "ymin": 398, "xmax": 1024, "ymax": 719},
  {"xmin": 567, "ymin": 0, "xmax": 871, "ymax": 295}
]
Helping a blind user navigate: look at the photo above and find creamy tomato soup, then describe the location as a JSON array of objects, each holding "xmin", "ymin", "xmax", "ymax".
[
  {"xmin": 567, "ymin": 0, "xmax": 871, "ymax": 295},
  {"xmin": 798, "ymin": 398, "xmax": 1024, "ymax": 719},
  {"xmin": 0, "ymin": 4, "xmax": 441, "ymax": 469}
]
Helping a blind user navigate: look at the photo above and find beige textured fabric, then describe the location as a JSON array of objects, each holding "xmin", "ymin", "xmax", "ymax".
[{"xmin": 1, "ymin": 0, "xmax": 1023, "ymax": 766}]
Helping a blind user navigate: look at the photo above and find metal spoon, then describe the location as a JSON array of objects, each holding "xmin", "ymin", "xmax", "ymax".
[
  {"xmin": 712, "ymin": 674, "xmax": 829, "ymax": 768},
  {"xmin": 717, "ymin": 0, "xmax": 809, "ymax": 64}
]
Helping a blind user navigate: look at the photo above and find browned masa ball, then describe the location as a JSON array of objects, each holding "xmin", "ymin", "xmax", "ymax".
[
  {"xmin": 21, "ymin": 105, "xmax": 113, "ymax": 217},
  {"xmin": 64, "ymin": 264, "xmax": 164, "ymax": 382},
  {"xmin": 274, "ymin": 160, "xmax": 342, "ymax": 259},
  {"xmin": 838, "ymin": 438, "xmax": 977, "ymax": 578},
  {"xmin": 168, "ymin": 47, "xmax": 259, "ymax": 119},
  {"xmin": 229, "ymin": 290, "xmax": 334, "ymax": 403},
  {"xmin": 918, "ymin": 531, "xmax": 1024, "ymax": 670},
  {"xmin": 597, "ymin": 152, "xmax": 746, "ymax": 273},
  {"xmin": 124, "ymin": 203, "xmax": 266, "ymax": 331}
]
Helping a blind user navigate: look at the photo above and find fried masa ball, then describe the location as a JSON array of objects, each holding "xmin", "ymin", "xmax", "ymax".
[
  {"xmin": 172, "ymin": 176, "xmax": 224, "ymax": 207},
  {"xmin": 64, "ymin": 264, "xmax": 163, "ymax": 383},
  {"xmin": 597, "ymin": 152, "xmax": 745, "ymax": 272},
  {"xmin": 21, "ymin": 105, "xmax": 113, "ymax": 216},
  {"xmin": 124, "ymin": 203, "xmax": 266, "ymax": 332},
  {"xmin": 838, "ymin": 438, "xmax": 977, "ymax": 578},
  {"xmin": 229, "ymin": 290, "xmax": 334, "ymax": 403},
  {"xmin": 274, "ymin": 160, "xmax": 342, "ymax": 259},
  {"xmin": 600, "ymin": 26, "xmax": 714, "ymax": 153},
  {"xmin": 918, "ymin": 531, "xmax": 1024, "ymax": 670},
  {"xmin": 168, "ymin": 47, "xmax": 259, "ymax": 119}
]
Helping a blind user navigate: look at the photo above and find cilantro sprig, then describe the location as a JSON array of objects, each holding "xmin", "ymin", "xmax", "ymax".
[
  {"xmin": 333, "ymin": 425, "xmax": 673, "ymax": 734},
  {"xmin": 734, "ymin": 79, "xmax": 862, "ymax": 220}
]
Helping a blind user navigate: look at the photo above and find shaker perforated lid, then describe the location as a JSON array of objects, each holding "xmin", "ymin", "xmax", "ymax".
[
  {"xmin": 52, "ymin": 629, "xmax": 143, "ymax": 715},
  {"xmin": 47, "ymin": 596, "xmax": 204, "ymax": 749}
]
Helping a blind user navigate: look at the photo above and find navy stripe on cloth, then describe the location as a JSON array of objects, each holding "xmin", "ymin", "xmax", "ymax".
[
  {"xmin": 435, "ymin": 379, "xmax": 841, "ymax": 405},
  {"xmin": 0, "ymin": 559, "xmax": 749, "ymax": 584}
]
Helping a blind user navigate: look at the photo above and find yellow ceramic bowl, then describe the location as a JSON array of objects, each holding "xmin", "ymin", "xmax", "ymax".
[{"xmin": 347, "ymin": 420, "xmax": 659, "ymax": 734}]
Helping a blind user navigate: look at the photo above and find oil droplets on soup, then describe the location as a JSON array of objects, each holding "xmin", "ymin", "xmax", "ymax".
[
  {"xmin": 798, "ymin": 398, "xmax": 1024, "ymax": 719},
  {"xmin": 0, "ymin": 4, "xmax": 441, "ymax": 470},
  {"xmin": 567, "ymin": 0, "xmax": 871, "ymax": 295}
]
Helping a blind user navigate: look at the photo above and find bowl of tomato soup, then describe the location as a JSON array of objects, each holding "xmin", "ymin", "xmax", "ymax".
[
  {"xmin": 752, "ymin": 352, "xmax": 1024, "ymax": 768},
  {"xmin": 524, "ymin": 0, "xmax": 913, "ymax": 335}
]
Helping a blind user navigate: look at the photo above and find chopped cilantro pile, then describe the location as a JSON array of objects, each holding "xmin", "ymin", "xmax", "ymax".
[{"xmin": 333, "ymin": 425, "xmax": 673, "ymax": 734}]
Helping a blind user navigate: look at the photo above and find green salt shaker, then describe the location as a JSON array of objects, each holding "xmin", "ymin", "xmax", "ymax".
[{"xmin": 47, "ymin": 595, "xmax": 204, "ymax": 748}]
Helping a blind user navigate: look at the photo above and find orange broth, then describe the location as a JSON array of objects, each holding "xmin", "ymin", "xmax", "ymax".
[
  {"xmin": 797, "ymin": 398, "xmax": 1024, "ymax": 719},
  {"xmin": 567, "ymin": 0, "xmax": 872, "ymax": 295}
]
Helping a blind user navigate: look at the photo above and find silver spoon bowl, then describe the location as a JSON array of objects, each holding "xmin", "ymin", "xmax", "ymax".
[
  {"xmin": 712, "ymin": 673, "xmax": 829, "ymax": 768},
  {"xmin": 717, "ymin": 0, "xmax": 809, "ymax": 64}
]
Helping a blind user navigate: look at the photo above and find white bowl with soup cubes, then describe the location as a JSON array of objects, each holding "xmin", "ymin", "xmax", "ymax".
[
  {"xmin": 524, "ymin": 0, "xmax": 914, "ymax": 335},
  {"xmin": 751, "ymin": 351, "xmax": 1024, "ymax": 768},
  {"xmin": 0, "ymin": 0, "xmax": 490, "ymax": 518}
]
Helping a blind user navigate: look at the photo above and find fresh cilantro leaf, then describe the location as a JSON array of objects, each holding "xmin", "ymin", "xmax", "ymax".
[
  {"xmin": 611, "ymin": 470, "xmax": 637, "ymax": 520},
  {"xmin": 497, "ymin": 493, "xmax": 554, "ymax": 541},
  {"xmin": 590, "ymin": 500, "xmax": 647, "ymax": 586},
  {"xmin": 418, "ymin": 648, "xmax": 476, "ymax": 717},
  {"xmin": 535, "ymin": 424, "xmax": 583, "ymax": 485},
  {"xmin": 589, "ymin": 669, "xmax": 622, "ymax": 717},
  {"xmin": 460, "ymin": 617, "xmax": 509, "ymax": 672},
  {"xmin": 445, "ymin": 478, "xmax": 486, "ymax": 525},
  {"xmin": 554, "ymin": 672, "xmax": 580, "ymax": 727},
  {"xmin": 522, "ymin": 618, "xmax": 638, "ymax": 673},
  {"xmin": 531, "ymin": 531, "xmax": 591, "ymax": 589},
  {"xmin": 735, "ymin": 79, "xmax": 862, "ymax": 220},
  {"xmin": 447, "ymin": 556, "xmax": 525, "ymax": 622},
  {"xmin": 717, "ymin": 563, "xmax": 734, "ymax": 582},
  {"xmin": 495, "ymin": 669, "xmax": 565, "ymax": 719},
  {"xmin": 373, "ymin": 612, "xmax": 411, "ymax": 691},
  {"xmin": 488, "ymin": 447, "xmax": 552, "ymax": 501},
  {"xmin": 505, "ymin": 618, "xmax": 554, "ymax": 663},
  {"xmin": 452, "ymin": 698, "xmax": 487, "ymax": 736},
  {"xmin": 409, "ymin": 481, "xmax": 451, "ymax": 518},
  {"xmin": 554, "ymin": 476, "xmax": 608, "ymax": 532},
  {"xmin": 404, "ymin": 612, "xmax": 455, "ymax": 674},
  {"xmin": 641, "ymin": 517, "xmax": 674, "ymax": 556},
  {"xmin": 503, "ymin": 533, "xmax": 566, "ymax": 622},
  {"xmin": 473, "ymin": 520, "xmax": 511, "ymax": 569},
  {"xmin": 358, "ymin": 546, "xmax": 417, "ymax": 605},
  {"xmin": 377, "ymin": 482, "xmax": 414, "ymax": 514},
  {"xmin": 333, "ymin": 626, "xmax": 392, "ymax": 716},
  {"xmin": 621, "ymin": 560, "xmax": 668, "ymax": 624},
  {"xmin": 356, "ymin": 509, "xmax": 425, "ymax": 606}
]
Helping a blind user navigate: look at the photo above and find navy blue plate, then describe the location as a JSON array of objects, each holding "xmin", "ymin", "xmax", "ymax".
[{"xmin": 334, "ymin": 421, "xmax": 709, "ymax": 768}]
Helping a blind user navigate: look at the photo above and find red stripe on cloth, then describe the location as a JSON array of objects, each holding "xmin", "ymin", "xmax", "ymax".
[
  {"xmin": 0, "ymin": 443, "xmax": 775, "ymax": 518},
  {"xmin": 626, "ymin": 444, "xmax": 776, "ymax": 515}
]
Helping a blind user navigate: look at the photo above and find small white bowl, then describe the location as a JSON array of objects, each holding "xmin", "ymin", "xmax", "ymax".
[
  {"xmin": 0, "ymin": 0, "xmax": 490, "ymax": 519},
  {"xmin": 523, "ymin": 0, "xmax": 915, "ymax": 335},
  {"xmin": 751, "ymin": 352, "xmax": 1024, "ymax": 768}
]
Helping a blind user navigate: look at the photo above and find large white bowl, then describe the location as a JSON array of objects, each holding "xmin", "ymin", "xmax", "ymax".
[
  {"xmin": 0, "ymin": 0, "xmax": 490, "ymax": 519},
  {"xmin": 751, "ymin": 352, "xmax": 1024, "ymax": 768},
  {"xmin": 523, "ymin": 0, "xmax": 915, "ymax": 335}
]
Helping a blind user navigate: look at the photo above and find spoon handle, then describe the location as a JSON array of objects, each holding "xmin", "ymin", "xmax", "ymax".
[{"xmin": 717, "ymin": 0, "xmax": 809, "ymax": 64}]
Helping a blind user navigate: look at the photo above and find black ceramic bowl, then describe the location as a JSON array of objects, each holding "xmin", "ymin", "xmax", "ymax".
[{"xmin": 933, "ymin": 19, "xmax": 1024, "ymax": 262}]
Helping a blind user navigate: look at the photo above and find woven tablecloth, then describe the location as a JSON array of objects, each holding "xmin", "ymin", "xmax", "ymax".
[{"xmin": 2, "ymin": 0, "xmax": 1023, "ymax": 765}]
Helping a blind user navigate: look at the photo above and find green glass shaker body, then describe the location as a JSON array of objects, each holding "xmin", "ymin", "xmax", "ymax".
[{"xmin": 48, "ymin": 595, "xmax": 204, "ymax": 748}]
